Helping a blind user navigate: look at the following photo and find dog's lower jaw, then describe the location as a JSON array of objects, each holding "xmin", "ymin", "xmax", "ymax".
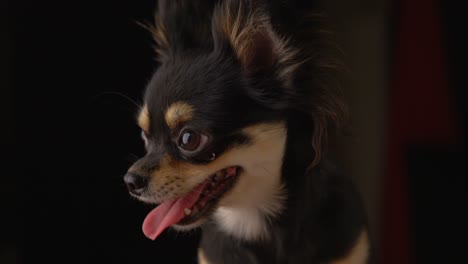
[{"xmin": 172, "ymin": 219, "xmax": 205, "ymax": 232}]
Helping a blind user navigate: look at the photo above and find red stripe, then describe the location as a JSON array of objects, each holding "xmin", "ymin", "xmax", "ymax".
[{"xmin": 381, "ymin": 0, "xmax": 459, "ymax": 263}]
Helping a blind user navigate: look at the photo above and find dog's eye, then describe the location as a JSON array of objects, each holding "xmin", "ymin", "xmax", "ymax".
[{"xmin": 178, "ymin": 129, "xmax": 208, "ymax": 153}]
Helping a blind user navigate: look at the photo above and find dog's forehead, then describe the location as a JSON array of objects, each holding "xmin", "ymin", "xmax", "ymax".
[
  {"xmin": 141, "ymin": 59, "xmax": 245, "ymax": 129},
  {"xmin": 149, "ymin": 54, "xmax": 241, "ymax": 95},
  {"xmin": 138, "ymin": 51, "xmax": 286, "ymax": 138}
]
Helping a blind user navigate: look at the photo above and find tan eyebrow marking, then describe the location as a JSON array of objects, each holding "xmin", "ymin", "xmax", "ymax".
[
  {"xmin": 138, "ymin": 105, "xmax": 150, "ymax": 134},
  {"xmin": 164, "ymin": 102, "xmax": 194, "ymax": 130}
]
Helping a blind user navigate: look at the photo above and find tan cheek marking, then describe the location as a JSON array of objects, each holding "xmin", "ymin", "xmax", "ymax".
[
  {"xmin": 156, "ymin": 155, "xmax": 186, "ymax": 178},
  {"xmin": 137, "ymin": 105, "xmax": 150, "ymax": 134},
  {"xmin": 150, "ymin": 155, "xmax": 184, "ymax": 186},
  {"xmin": 152, "ymin": 154, "xmax": 221, "ymax": 182},
  {"xmin": 331, "ymin": 230, "xmax": 369, "ymax": 264},
  {"xmin": 164, "ymin": 102, "xmax": 194, "ymax": 130},
  {"xmin": 148, "ymin": 150, "xmax": 242, "ymax": 198},
  {"xmin": 153, "ymin": 122, "xmax": 287, "ymax": 182},
  {"xmin": 198, "ymin": 248, "xmax": 212, "ymax": 264},
  {"xmin": 148, "ymin": 155, "xmax": 210, "ymax": 196}
]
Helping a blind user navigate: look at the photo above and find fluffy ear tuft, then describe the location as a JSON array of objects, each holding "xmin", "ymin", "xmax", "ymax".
[
  {"xmin": 212, "ymin": 0, "xmax": 301, "ymax": 81},
  {"xmin": 141, "ymin": 0, "xmax": 218, "ymax": 62},
  {"xmin": 144, "ymin": 16, "xmax": 170, "ymax": 61}
]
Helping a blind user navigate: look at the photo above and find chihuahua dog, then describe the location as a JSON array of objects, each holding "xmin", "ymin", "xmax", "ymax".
[{"xmin": 124, "ymin": 0, "xmax": 372, "ymax": 263}]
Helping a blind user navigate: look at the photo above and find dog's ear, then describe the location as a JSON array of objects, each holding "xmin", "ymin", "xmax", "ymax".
[
  {"xmin": 211, "ymin": 0, "xmax": 300, "ymax": 81},
  {"xmin": 212, "ymin": 1, "xmax": 347, "ymax": 167},
  {"xmin": 145, "ymin": 0, "xmax": 218, "ymax": 61}
]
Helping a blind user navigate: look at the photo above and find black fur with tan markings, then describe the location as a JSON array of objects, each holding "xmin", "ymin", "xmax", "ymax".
[{"xmin": 127, "ymin": 0, "xmax": 373, "ymax": 263}]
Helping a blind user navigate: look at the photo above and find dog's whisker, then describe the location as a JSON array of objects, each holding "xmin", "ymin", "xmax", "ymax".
[
  {"xmin": 145, "ymin": 190, "xmax": 173, "ymax": 202},
  {"xmin": 248, "ymin": 127, "xmax": 286, "ymax": 139},
  {"xmin": 260, "ymin": 165, "xmax": 274, "ymax": 177},
  {"xmin": 90, "ymin": 91, "xmax": 142, "ymax": 111},
  {"xmin": 126, "ymin": 153, "xmax": 140, "ymax": 163}
]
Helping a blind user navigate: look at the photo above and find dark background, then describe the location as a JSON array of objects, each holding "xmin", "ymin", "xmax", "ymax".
[
  {"xmin": 3, "ymin": 0, "xmax": 467, "ymax": 263},
  {"xmin": 6, "ymin": 0, "xmax": 201, "ymax": 263}
]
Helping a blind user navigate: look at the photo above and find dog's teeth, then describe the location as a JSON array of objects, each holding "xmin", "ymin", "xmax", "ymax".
[
  {"xmin": 226, "ymin": 167, "xmax": 237, "ymax": 177},
  {"xmin": 184, "ymin": 208, "xmax": 192, "ymax": 215},
  {"xmin": 214, "ymin": 171, "xmax": 224, "ymax": 181}
]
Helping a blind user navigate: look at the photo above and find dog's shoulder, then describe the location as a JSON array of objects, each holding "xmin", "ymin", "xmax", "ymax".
[{"xmin": 282, "ymin": 160, "xmax": 371, "ymax": 263}]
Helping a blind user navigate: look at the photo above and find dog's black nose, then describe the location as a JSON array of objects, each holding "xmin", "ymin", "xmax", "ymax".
[{"xmin": 124, "ymin": 173, "xmax": 148, "ymax": 195}]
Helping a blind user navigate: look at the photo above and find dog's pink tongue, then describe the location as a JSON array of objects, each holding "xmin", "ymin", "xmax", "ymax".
[{"xmin": 142, "ymin": 182, "xmax": 207, "ymax": 240}]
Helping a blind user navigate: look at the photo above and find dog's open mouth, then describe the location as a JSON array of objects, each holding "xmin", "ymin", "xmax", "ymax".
[{"xmin": 142, "ymin": 166, "xmax": 240, "ymax": 240}]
